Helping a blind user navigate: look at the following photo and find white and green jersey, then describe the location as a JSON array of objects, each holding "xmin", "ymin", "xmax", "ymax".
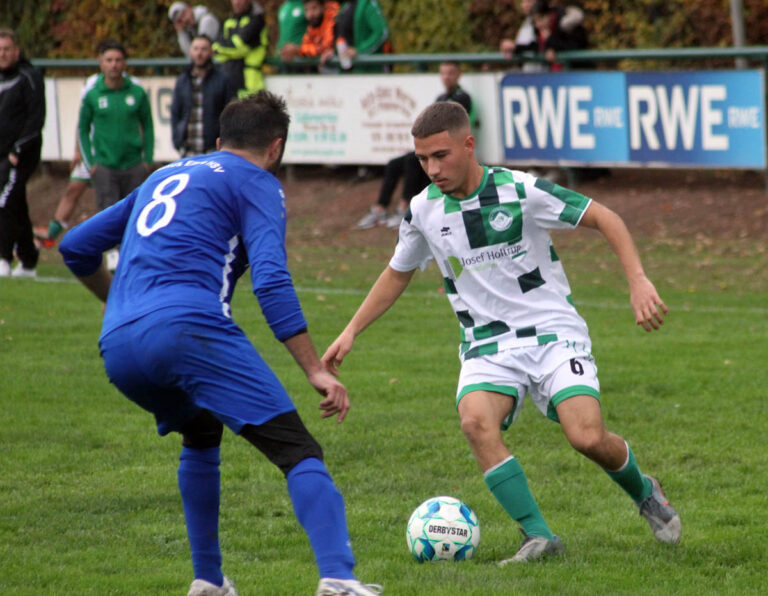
[{"xmin": 389, "ymin": 166, "xmax": 592, "ymax": 361}]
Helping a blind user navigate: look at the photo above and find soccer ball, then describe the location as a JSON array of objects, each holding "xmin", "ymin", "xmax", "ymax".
[{"xmin": 406, "ymin": 496, "xmax": 480, "ymax": 562}]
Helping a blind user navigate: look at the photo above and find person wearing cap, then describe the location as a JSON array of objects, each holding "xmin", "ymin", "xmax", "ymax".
[{"xmin": 169, "ymin": 2, "xmax": 221, "ymax": 58}]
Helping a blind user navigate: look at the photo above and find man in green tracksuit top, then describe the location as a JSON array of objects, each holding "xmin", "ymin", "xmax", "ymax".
[
  {"xmin": 78, "ymin": 39, "xmax": 154, "ymax": 213},
  {"xmin": 214, "ymin": 0, "xmax": 269, "ymax": 97},
  {"xmin": 277, "ymin": 0, "xmax": 307, "ymax": 53}
]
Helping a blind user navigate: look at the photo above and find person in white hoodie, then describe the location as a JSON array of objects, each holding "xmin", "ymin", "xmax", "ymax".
[{"xmin": 169, "ymin": 2, "xmax": 221, "ymax": 58}]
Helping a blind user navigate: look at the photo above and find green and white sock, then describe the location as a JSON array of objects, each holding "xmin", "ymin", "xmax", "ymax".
[
  {"xmin": 604, "ymin": 441, "xmax": 653, "ymax": 505},
  {"xmin": 484, "ymin": 456, "xmax": 554, "ymax": 540}
]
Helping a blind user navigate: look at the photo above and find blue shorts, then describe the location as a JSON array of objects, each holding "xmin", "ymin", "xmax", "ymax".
[{"xmin": 99, "ymin": 307, "xmax": 296, "ymax": 436}]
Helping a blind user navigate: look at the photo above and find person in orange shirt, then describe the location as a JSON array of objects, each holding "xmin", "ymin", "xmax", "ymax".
[{"xmin": 279, "ymin": 0, "xmax": 339, "ymax": 72}]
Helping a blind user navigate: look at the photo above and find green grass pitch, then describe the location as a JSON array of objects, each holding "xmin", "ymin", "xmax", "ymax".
[{"xmin": 1, "ymin": 231, "xmax": 766, "ymax": 595}]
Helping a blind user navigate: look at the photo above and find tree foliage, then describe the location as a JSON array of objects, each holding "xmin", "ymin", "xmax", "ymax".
[
  {"xmin": 384, "ymin": 0, "xmax": 486, "ymax": 54},
  {"xmin": 1, "ymin": 0, "xmax": 766, "ymax": 61},
  {"xmin": 467, "ymin": 0, "xmax": 768, "ymax": 52}
]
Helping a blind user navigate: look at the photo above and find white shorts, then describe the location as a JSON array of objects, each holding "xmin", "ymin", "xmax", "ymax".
[
  {"xmin": 456, "ymin": 340, "xmax": 600, "ymax": 429},
  {"xmin": 70, "ymin": 161, "xmax": 91, "ymax": 182}
]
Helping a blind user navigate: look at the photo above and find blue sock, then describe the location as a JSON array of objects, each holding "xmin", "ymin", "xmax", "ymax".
[
  {"xmin": 287, "ymin": 458, "xmax": 356, "ymax": 579},
  {"xmin": 178, "ymin": 446, "xmax": 223, "ymax": 586}
]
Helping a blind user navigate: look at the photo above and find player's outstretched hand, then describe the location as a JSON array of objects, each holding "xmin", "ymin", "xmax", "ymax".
[
  {"xmin": 321, "ymin": 330, "xmax": 355, "ymax": 377},
  {"xmin": 629, "ymin": 275, "xmax": 668, "ymax": 331},
  {"xmin": 307, "ymin": 369, "xmax": 350, "ymax": 423}
]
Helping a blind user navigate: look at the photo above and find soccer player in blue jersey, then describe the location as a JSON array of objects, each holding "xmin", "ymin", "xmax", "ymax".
[{"xmin": 59, "ymin": 92, "xmax": 382, "ymax": 596}]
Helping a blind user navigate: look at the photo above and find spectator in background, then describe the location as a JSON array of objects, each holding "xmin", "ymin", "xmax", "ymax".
[
  {"xmin": 0, "ymin": 28, "xmax": 45, "ymax": 278},
  {"xmin": 168, "ymin": 2, "xmax": 221, "ymax": 59},
  {"xmin": 499, "ymin": 0, "xmax": 584, "ymax": 72},
  {"xmin": 525, "ymin": 2, "xmax": 602, "ymax": 182},
  {"xmin": 529, "ymin": 0, "xmax": 588, "ymax": 71},
  {"xmin": 37, "ymin": 72, "xmax": 127, "ymax": 247},
  {"xmin": 356, "ymin": 61, "xmax": 476, "ymax": 230},
  {"xmin": 280, "ymin": 0, "xmax": 340, "ymax": 73},
  {"xmin": 276, "ymin": 0, "xmax": 307, "ymax": 58},
  {"xmin": 214, "ymin": 0, "xmax": 269, "ymax": 97},
  {"xmin": 333, "ymin": 0, "xmax": 391, "ymax": 72},
  {"xmin": 78, "ymin": 39, "xmax": 153, "ymax": 270},
  {"xmin": 171, "ymin": 35, "xmax": 237, "ymax": 157}
]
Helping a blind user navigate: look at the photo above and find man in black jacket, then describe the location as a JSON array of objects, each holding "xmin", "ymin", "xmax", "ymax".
[
  {"xmin": 0, "ymin": 28, "xmax": 45, "ymax": 278},
  {"xmin": 171, "ymin": 35, "xmax": 237, "ymax": 157}
]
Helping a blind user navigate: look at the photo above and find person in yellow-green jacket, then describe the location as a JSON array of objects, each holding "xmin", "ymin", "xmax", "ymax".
[{"xmin": 214, "ymin": 0, "xmax": 269, "ymax": 97}]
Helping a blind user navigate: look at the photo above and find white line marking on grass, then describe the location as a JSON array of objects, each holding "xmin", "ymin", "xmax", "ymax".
[
  {"xmin": 574, "ymin": 300, "xmax": 768, "ymax": 315},
  {"xmin": 34, "ymin": 276, "xmax": 74, "ymax": 283},
  {"xmin": 295, "ymin": 286, "xmax": 768, "ymax": 315},
  {"xmin": 30, "ymin": 278, "xmax": 768, "ymax": 315}
]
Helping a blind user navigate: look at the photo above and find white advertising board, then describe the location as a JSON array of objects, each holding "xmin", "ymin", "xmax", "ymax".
[
  {"xmin": 266, "ymin": 74, "xmax": 442, "ymax": 164},
  {"xmin": 42, "ymin": 72, "xmax": 500, "ymax": 166}
]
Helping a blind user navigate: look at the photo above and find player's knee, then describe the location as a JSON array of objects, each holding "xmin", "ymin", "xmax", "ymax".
[
  {"xmin": 259, "ymin": 432, "xmax": 323, "ymax": 477},
  {"xmin": 240, "ymin": 411, "xmax": 324, "ymax": 477},
  {"xmin": 181, "ymin": 410, "xmax": 224, "ymax": 449},
  {"xmin": 566, "ymin": 426, "xmax": 604, "ymax": 456},
  {"xmin": 460, "ymin": 412, "xmax": 495, "ymax": 441},
  {"xmin": 280, "ymin": 436, "xmax": 324, "ymax": 476}
]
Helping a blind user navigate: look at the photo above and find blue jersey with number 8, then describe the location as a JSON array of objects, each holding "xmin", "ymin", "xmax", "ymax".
[{"xmin": 60, "ymin": 151, "xmax": 306, "ymax": 343}]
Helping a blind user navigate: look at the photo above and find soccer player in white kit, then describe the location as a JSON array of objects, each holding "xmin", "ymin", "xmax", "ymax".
[{"xmin": 323, "ymin": 101, "xmax": 681, "ymax": 563}]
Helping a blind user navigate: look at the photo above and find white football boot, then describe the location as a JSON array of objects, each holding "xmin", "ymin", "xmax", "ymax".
[
  {"xmin": 187, "ymin": 576, "xmax": 238, "ymax": 596},
  {"xmin": 11, "ymin": 263, "xmax": 36, "ymax": 278},
  {"xmin": 316, "ymin": 578, "xmax": 383, "ymax": 595}
]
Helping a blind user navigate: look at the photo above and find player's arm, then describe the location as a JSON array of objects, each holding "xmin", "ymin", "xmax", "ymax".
[
  {"xmin": 241, "ymin": 177, "xmax": 350, "ymax": 421},
  {"xmin": 73, "ymin": 266, "xmax": 113, "ymax": 303},
  {"xmin": 283, "ymin": 331, "xmax": 351, "ymax": 423},
  {"xmin": 579, "ymin": 200, "xmax": 667, "ymax": 331},
  {"xmin": 258, "ymin": 285, "xmax": 351, "ymax": 422},
  {"xmin": 322, "ymin": 265, "xmax": 415, "ymax": 375},
  {"xmin": 59, "ymin": 189, "xmax": 137, "ymax": 300}
]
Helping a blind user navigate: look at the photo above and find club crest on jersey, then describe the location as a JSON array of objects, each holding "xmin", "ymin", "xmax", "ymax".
[
  {"xmin": 488, "ymin": 206, "xmax": 515, "ymax": 232},
  {"xmin": 125, "ymin": 95, "xmax": 136, "ymax": 106},
  {"xmin": 98, "ymin": 96, "xmax": 108, "ymax": 109}
]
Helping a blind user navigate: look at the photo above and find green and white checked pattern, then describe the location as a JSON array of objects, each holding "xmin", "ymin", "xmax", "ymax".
[{"xmin": 391, "ymin": 166, "xmax": 593, "ymax": 360}]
